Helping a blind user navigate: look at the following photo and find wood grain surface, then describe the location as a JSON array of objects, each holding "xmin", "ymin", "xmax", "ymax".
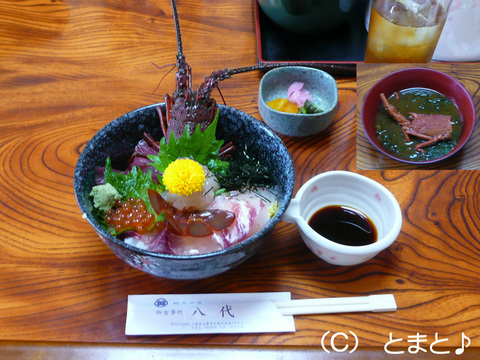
[{"xmin": 1, "ymin": 0, "xmax": 480, "ymax": 356}]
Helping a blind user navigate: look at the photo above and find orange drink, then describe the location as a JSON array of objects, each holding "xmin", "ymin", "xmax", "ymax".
[{"xmin": 365, "ymin": 0, "xmax": 451, "ymax": 63}]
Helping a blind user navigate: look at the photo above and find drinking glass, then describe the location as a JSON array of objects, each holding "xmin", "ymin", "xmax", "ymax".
[{"xmin": 365, "ymin": 0, "xmax": 452, "ymax": 63}]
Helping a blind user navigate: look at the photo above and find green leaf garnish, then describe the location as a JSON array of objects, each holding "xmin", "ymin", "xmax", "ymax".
[
  {"xmin": 103, "ymin": 157, "xmax": 163, "ymax": 221},
  {"xmin": 148, "ymin": 111, "xmax": 229, "ymax": 175}
]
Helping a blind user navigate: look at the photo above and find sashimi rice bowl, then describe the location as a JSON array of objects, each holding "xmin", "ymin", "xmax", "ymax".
[{"xmin": 74, "ymin": 104, "xmax": 295, "ymax": 280}]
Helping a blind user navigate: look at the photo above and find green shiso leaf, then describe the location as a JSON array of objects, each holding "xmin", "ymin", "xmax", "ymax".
[
  {"xmin": 104, "ymin": 157, "xmax": 158, "ymax": 201},
  {"xmin": 148, "ymin": 110, "xmax": 229, "ymax": 175},
  {"xmin": 103, "ymin": 157, "xmax": 164, "ymax": 230}
]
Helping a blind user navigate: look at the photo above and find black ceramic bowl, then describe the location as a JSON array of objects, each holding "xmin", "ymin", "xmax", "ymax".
[{"xmin": 74, "ymin": 104, "xmax": 295, "ymax": 280}]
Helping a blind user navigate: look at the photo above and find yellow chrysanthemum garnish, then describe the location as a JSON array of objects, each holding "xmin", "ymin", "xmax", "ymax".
[{"xmin": 162, "ymin": 158, "xmax": 206, "ymax": 196}]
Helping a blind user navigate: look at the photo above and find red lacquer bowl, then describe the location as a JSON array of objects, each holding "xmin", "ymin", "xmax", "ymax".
[{"xmin": 361, "ymin": 68, "xmax": 476, "ymax": 165}]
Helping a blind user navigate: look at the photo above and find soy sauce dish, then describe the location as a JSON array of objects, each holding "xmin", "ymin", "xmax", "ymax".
[
  {"xmin": 282, "ymin": 171, "xmax": 402, "ymax": 266},
  {"xmin": 361, "ymin": 68, "xmax": 475, "ymax": 164}
]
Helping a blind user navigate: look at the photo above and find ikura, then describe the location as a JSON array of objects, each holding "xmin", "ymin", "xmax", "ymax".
[{"xmin": 105, "ymin": 198, "xmax": 159, "ymax": 234}]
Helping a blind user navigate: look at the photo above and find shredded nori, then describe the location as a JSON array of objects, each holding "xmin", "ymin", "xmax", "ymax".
[{"xmin": 216, "ymin": 144, "xmax": 273, "ymax": 192}]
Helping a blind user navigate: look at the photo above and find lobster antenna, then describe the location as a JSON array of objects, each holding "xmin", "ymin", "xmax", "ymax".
[
  {"xmin": 171, "ymin": 0, "xmax": 183, "ymax": 57},
  {"xmin": 227, "ymin": 62, "xmax": 356, "ymax": 76},
  {"xmin": 227, "ymin": 64, "xmax": 262, "ymax": 76}
]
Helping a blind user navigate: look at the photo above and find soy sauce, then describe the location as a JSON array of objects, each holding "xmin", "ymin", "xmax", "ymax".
[{"xmin": 308, "ymin": 205, "xmax": 377, "ymax": 246}]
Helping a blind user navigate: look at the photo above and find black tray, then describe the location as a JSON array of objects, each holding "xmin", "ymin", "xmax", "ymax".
[{"xmin": 254, "ymin": 0, "xmax": 369, "ymax": 76}]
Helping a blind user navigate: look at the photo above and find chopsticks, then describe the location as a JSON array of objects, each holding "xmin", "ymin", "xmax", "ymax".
[{"xmin": 273, "ymin": 294, "xmax": 397, "ymax": 316}]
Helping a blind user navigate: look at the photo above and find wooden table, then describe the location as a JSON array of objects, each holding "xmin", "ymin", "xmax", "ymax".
[{"xmin": 1, "ymin": 0, "xmax": 479, "ymax": 358}]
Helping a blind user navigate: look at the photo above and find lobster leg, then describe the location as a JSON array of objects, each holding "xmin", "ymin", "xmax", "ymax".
[
  {"xmin": 380, "ymin": 93, "xmax": 410, "ymax": 125},
  {"xmin": 157, "ymin": 95, "xmax": 173, "ymax": 140},
  {"xmin": 415, "ymin": 133, "xmax": 452, "ymax": 151},
  {"xmin": 404, "ymin": 129, "xmax": 435, "ymax": 141},
  {"xmin": 415, "ymin": 138, "xmax": 435, "ymax": 152},
  {"xmin": 210, "ymin": 99, "xmax": 217, "ymax": 122},
  {"xmin": 219, "ymin": 141, "xmax": 235, "ymax": 158},
  {"xmin": 156, "ymin": 106, "xmax": 167, "ymax": 140},
  {"xmin": 380, "ymin": 93, "xmax": 413, "ymax": 142}
]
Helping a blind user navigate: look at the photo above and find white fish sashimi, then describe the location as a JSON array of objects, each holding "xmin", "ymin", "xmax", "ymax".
[
  {"xmin": 126, "ymin": 190, "xmax": 276, "ymax": 255},
  {"xmin": 167, "ymin": 190, "xmax": 274, "ymax": 255}
]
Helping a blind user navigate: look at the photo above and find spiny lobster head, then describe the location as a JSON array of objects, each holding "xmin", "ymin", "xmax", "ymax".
[
  {"xmin": 165, "ymin": 0, "xmax": 235, "ymax": 139},
  {"xmin": 166, "ymin": 64, "xmax": 259, "ymax": 140},
  {"xmin": 167, "ymin": 92, "xmax": 217, "ymax": 140},
  {"xmin": 165, "ymin": 0, "xmax": 271, "ymax": 142}
]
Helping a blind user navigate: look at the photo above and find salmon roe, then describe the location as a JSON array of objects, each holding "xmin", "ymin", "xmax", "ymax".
[{"xmin": 105, "ymin": 197, "xmax": 157, "ymax": 234}]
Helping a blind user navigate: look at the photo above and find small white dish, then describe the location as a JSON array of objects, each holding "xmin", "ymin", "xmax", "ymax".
[{"xmin": 282, "ymin": 171, "xmax": 402, "ymax": 266}]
